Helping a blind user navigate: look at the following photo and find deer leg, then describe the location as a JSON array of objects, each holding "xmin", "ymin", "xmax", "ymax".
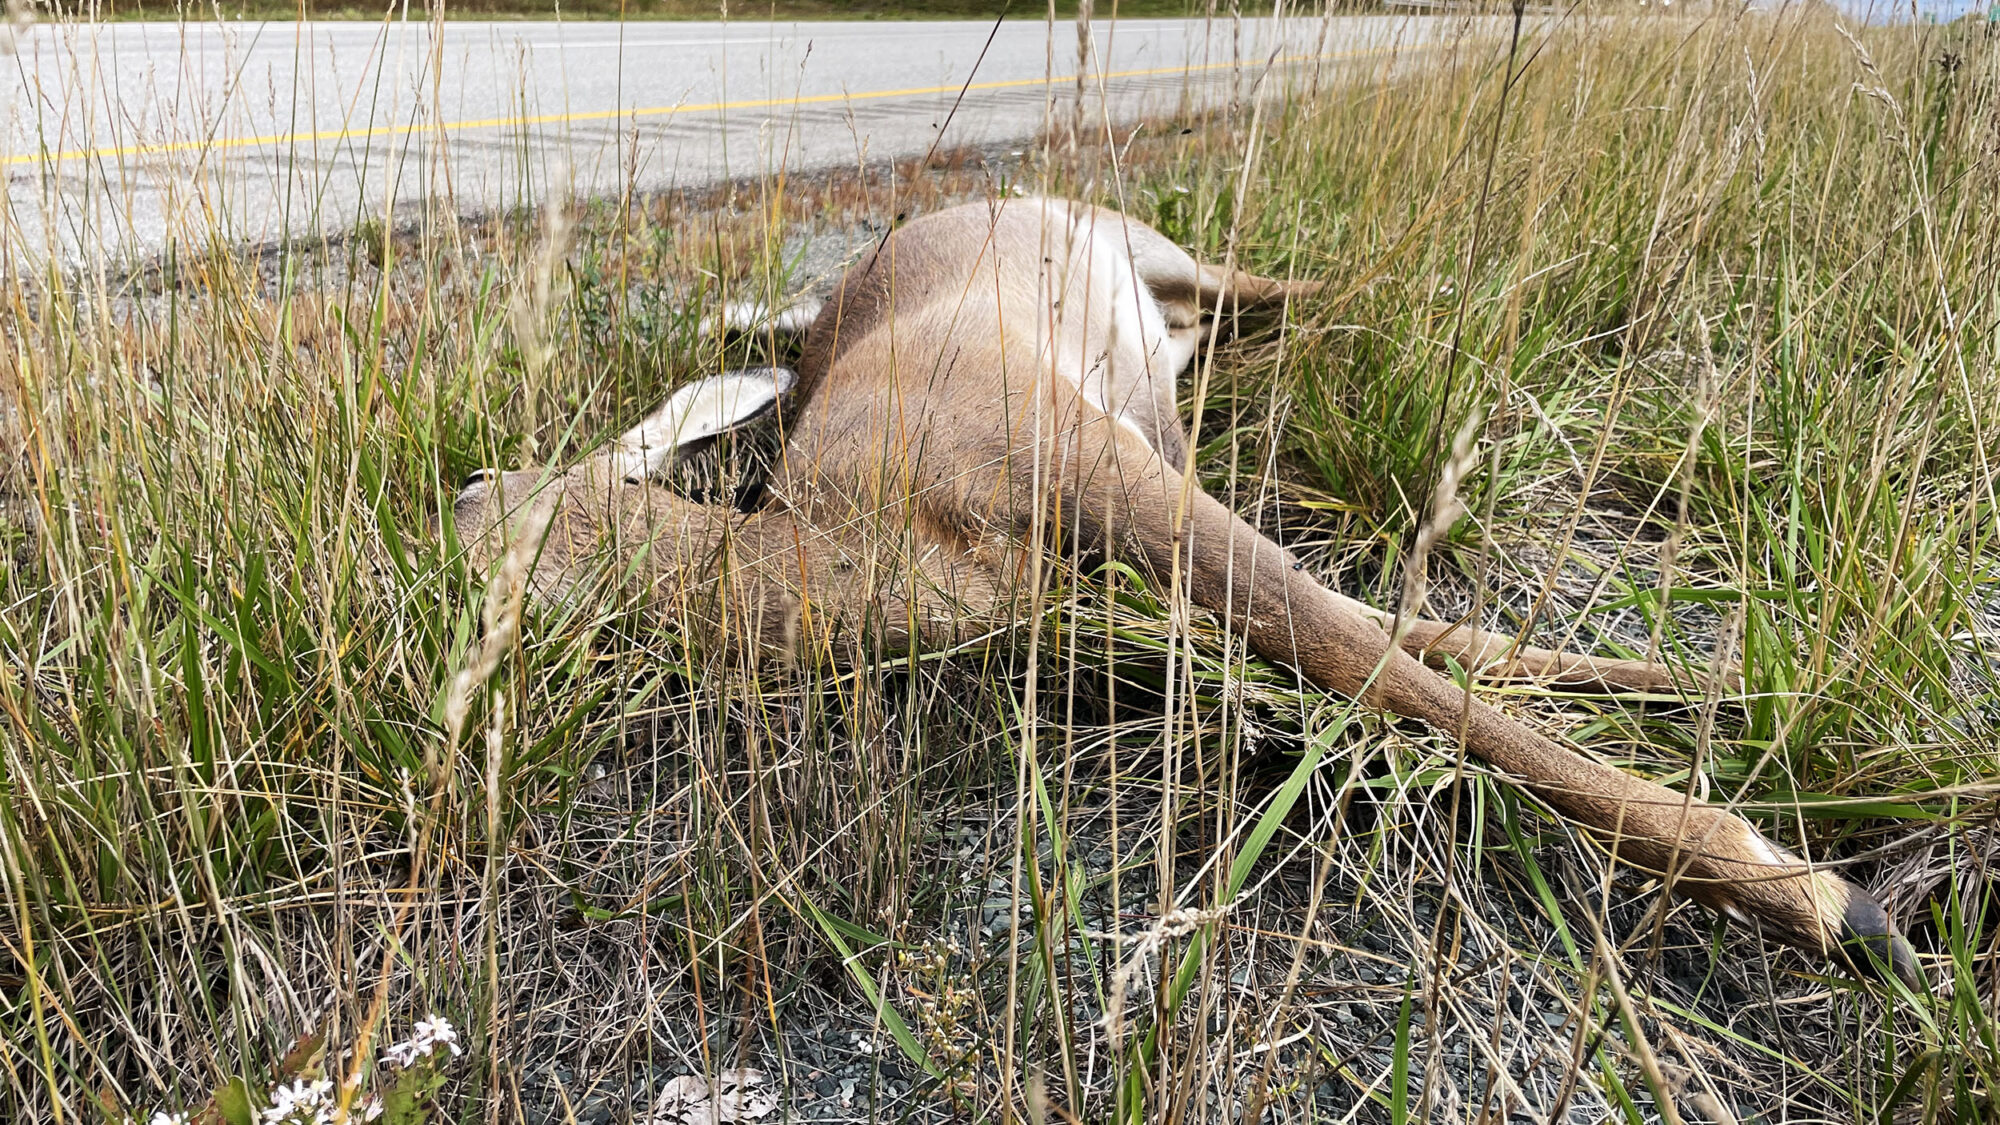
[
  {"xmin": 1154, "ymin": 264, "xmax": 1691, "ymax": 696},
  {"xmin": 452, "ymin": 462, "xmax": 1007, "ymax": 661},
  {"xmin": 1028, "ymin": 406, "xmax": 1917, "ymax": 987},
  {"xmin": 1324, "ymin": 594, "xmax": 1700, "ymax": 695},
  {"xmin": 1091, "ymin": 202, "xmax": 1322, "ymax": 319},
  {"xmin": 1198, "ymin": 269, "xmax": 1323, "ymax": 312},
  {"xmin": 1146, "ymin": 264, "xmax": 1689, "ymax": 695}
]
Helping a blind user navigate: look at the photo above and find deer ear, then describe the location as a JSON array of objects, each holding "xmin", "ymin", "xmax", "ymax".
[
  {"xmin": 705, "ymin": 298, "xmax": 824, "ymax": 341},
  {"xmin": 612, "ymin": 367, "xmax": 796, "ymax": 482},
  {"xmin": 661, "ymin": 366, "xmax": 796, "ymax": 444}
]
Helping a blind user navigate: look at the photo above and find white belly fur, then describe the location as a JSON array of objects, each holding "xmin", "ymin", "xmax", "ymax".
[{"xmin": 1032, "ymin": 200, "xmax": 1185, "ymax": 455}]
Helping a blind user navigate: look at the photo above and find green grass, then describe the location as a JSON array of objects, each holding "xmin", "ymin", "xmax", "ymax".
[{"xmin": 3, "ymin": 7, "xmax": 1999, "ymax": 1125}]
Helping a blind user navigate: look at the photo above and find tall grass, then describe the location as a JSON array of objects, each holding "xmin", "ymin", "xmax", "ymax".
[{"xmin": 1, "ymin": 5, "xmax": 1997, "ymax": 1124}]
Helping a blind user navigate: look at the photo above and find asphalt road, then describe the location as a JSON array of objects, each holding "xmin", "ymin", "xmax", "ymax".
[{"xmin": 1, "ymin": 14, "xmax": 1456, "ymax": 266}]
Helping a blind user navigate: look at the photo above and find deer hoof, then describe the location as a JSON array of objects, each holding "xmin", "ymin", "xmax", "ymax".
[{"xmin": 1839, "ymin": 892, "xmax": 1924, "ymax": 992}]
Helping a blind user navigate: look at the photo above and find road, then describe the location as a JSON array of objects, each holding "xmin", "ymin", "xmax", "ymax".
[{"xmin": 1, "ymin": 14, "xmax": 1457, "ymax": 267}]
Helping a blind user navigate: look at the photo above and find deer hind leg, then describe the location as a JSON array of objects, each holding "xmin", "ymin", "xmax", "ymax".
[
  {"xmin": 1022, "ymin": 404, "xmax": 1917, "ymax": 987},
  {"xmin": 1080, "ymin": 222, "xmax": 1681, "ymax": 696},
  {"xmin": 1081, "ymin": 202, "xmax": 1322, "ymax": 322},
  {"xmin": 1194, "ymin": 267, "xmax": 1323, "ymax": 314},
  {"xmin": 1325, "ymin": 594, "xmax": 1696, "ymax": 695}
]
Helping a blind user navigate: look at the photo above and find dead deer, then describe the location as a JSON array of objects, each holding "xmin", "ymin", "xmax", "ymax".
[{"xmin": 451, "ymin": 196, "xmax": 1918, "ymax": 987}]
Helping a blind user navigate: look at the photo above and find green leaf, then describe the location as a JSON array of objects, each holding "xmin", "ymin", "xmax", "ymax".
[
  {"xmin": 1390, "ymin": 976, "xmax": 1415, "ymax": 1125},
  {"xmin": 800, "ymin": 898, "xmax": 939, "ymax": 1078},
  {"xmin": 1227, "ymin": 709, "xmax": 1348, "ymax": 899},
  {"xmin": 1140, "ymin": 706, "xmax": 1352, "ymax": 1068},
  {"xmin": 214, "ymin": 1078, "xmax": 255, "ymax": 1125}
]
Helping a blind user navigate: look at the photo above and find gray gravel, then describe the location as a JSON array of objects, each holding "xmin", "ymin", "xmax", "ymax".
[{"xmin": 500, "ymin": 734, "xmax": 1892, "ymax": 1124}]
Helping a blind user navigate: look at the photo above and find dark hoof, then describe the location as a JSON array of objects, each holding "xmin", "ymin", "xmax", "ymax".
[{"xmin": 1840, "ymin": 895, "xmax": 1924, "ymax": 993}]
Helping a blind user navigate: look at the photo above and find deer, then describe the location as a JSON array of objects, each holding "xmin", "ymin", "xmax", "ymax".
[{"xmin": 450, "ymin": 195, "xmax": 1919, "ymax": 988}]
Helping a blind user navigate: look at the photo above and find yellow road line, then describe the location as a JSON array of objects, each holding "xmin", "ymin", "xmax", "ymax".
[{"xmin": 2, "ymin": 42, "xmax": 1411, "ymax": 167}]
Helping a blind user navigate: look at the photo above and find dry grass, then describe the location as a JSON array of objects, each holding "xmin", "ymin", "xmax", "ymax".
[
  {"xmin": 94, "ymin": 1, "xmax": 1216, "ymax": 23},
  {"xmin": 3, "ymin": 6, "xmax": 2000, "ymax": 1125}
]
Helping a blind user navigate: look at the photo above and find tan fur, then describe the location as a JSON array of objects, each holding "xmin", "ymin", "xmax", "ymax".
[{"xmin": 453, "ymin": 198, "xmax": 1916, "ymax": 985}]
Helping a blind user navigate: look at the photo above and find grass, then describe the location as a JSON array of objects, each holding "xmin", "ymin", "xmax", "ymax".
[
  {"xmin": 3, "ymin": 5, "xmax": 1999, "ymax": 1124},
  {"xmin": 80, "ymin": 0, "xmax": 1229, "ymax": 24}
]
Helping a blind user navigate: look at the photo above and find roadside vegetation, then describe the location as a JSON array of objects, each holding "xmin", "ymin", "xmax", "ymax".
[
  {"xmin": 3, "ymin": 7, "xmax": 1998, "ymax": 1124},
  {"xmin": 90, "ymin": 0, "xmax": 1221, "ymax": 24}
]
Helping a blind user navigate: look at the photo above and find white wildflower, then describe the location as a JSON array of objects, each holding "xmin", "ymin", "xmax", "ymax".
[
  {"xmin": 382, "ymin": 1013, "xmax": 463, "ymax": 1070},
  {"xmin": 414, "ymin": 1013, "xmax": 462, "ymax": 1057},
  {"xmin": 146, "ymin": 1113, "xmax": 191, "ymax": 1125},
  {"xmin": 261, "ymin": 1077, "xmax": 334, "ymax": 1124}
]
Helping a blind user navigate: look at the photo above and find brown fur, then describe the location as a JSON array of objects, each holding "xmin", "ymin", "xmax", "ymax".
[{"xmin": 453, "ymin": 197, "xmax": 1918, "ymax": 986}]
